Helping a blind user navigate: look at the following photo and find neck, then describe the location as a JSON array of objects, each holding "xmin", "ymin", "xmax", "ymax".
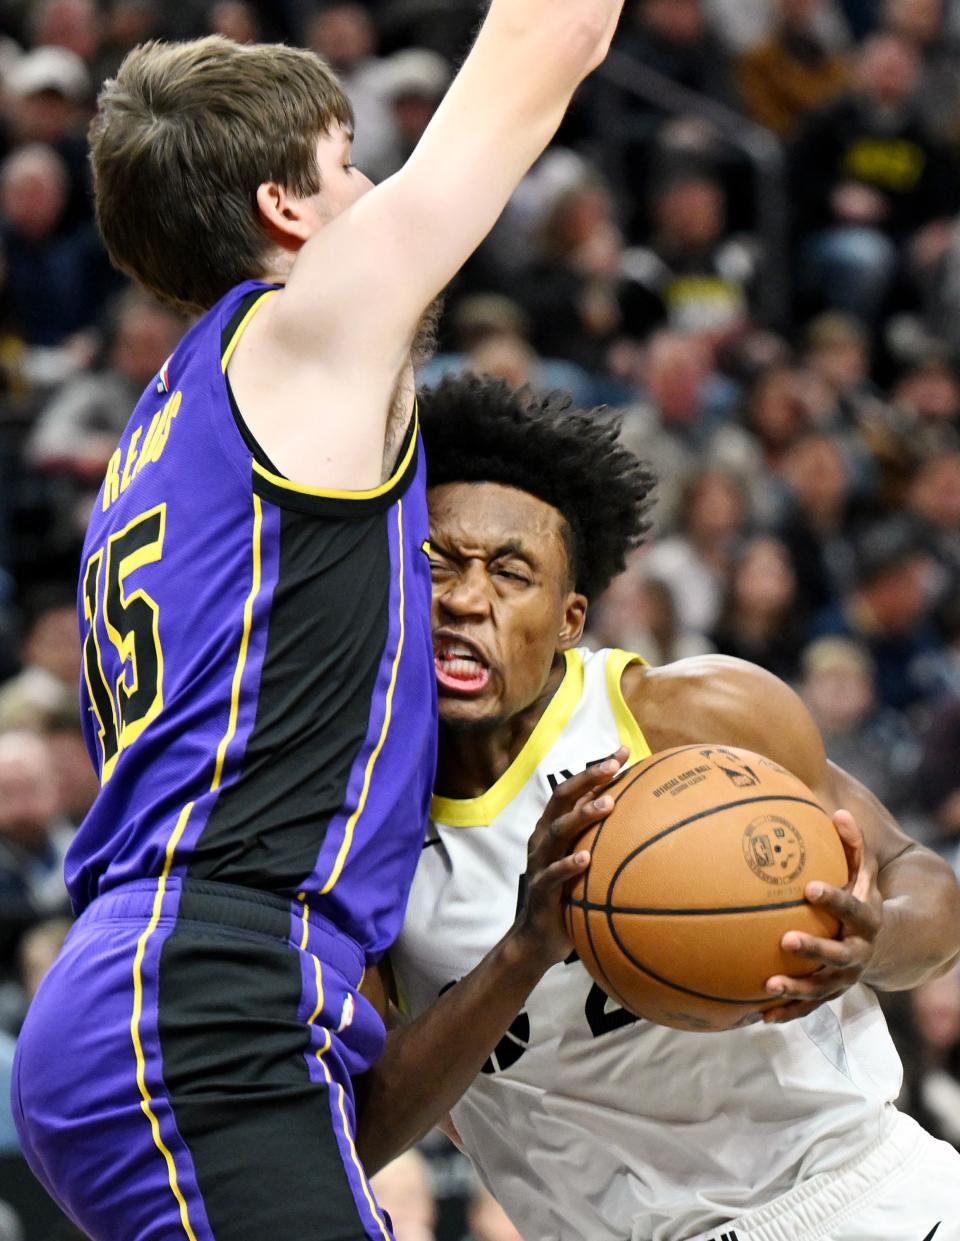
[{"xmin": 435, "ymin": 657, "xmax": 568, "ymax": 799}]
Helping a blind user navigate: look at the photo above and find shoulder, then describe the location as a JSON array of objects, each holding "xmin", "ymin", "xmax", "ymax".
[{"xmin": 622, "ymin": 654, "xmax": 827, "ymax": 789}]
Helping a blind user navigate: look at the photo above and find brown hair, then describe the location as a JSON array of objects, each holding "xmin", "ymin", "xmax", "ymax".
[{"xmin": 89, "ymin": 36, "xmax": 353, "ymax": 314}]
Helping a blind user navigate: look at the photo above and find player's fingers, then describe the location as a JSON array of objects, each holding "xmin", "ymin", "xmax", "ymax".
[
  {"xmin": 542, "ymin": 750, "xmax": 627, "ymax": 816},
  {"xmin": 804, "ymin": 882, "xmax": 881, "ymax": 939},
  {"xmin": 778, "ymin": 932, "xmax": 857, "ymax": 968},
  {"xmin": 762, "ymin": 997, "xmax": 829, "ymax": 1024},
  {"xmin": 831, "ymin": 809, "xmax": 863, "ymax": 885},
  {"xmin": 543, "ymin": 791, "xmax": 614, "ymax": 853},
  {"xmin": 537, "ymin": 852, "xmax": 591, "ymax": 892},
  {"xmin": 764, "ymin": 971, "xmax": 851, "ymax": 1002}
]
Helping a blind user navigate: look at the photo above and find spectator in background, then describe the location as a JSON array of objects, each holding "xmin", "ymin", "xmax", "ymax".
[
  {"xmin": 206, "ymin": 0, "xmax": 260, "ymax": 43},
  {"xmin": 618, "ymin": 331, "xmax": 737, "ymax": 528},
  {"xmin": 774, "ymin": 431, "xmax": 857, "ymax": 618},
  {"xmin": 738, "ymin": 0, "xmax": 850, "ymax": 139},
  {"xmin": 91, "ymin": 1, "xmax": 162, "ymax": 85},
  {"xmin": 2, "ymin": 45, "xmax": 94, "ymax": 232},
  {"xmin": 910, "ymin": 695, "xmax": 960, "ymax": 858},
  {"xmin": 906, "ymin": 445, "xmax": 960, "ymax": 602},
  {"xmin": 801, "ymin": 312, "xmax": 887, "ymax": 432},
  {"xmin": 25, "ymin": 289, "xmax": 185, "ymax": 539},
  {"xmin": 710, "ymin": 534, "xmax": 806, "ymax": 682},
  {"xmin": 798, "ymin": 635, "xmax": 918, "ymax": 808},
  {"xmin": 642, "ymin": 467, "xmax": 748, "ymax": 636},
  {"xmin": 857, "ymin": 354, "xmax": 960, "ymax": 508},
  {"xmin": 0, "ymin": 143, "xmax": 117, "ymax": 362},
  {"xmin": 43, "ymin": 705, "xmax": 98, "ymax": 826},
  {"xmin": 620, "ymin": 169, "xmax": 758, "ymax": 345},
  {"xmin": 708, "ymin": 364, "xmax": 820, "ymax": 519},
  {"xmin": 882, "ymin": 0, "xmax": 960, "ymax": 143},
  {"xmin": 512, "ymin": 177, "xmax": 645, "ymax": 374},
  {"xmin": 810, "ymin": 520, "xmax": 945, "ymax": 713},
  {"xmin": 362, "ymin": 47, "xmax": 450, "ymax": 183},
  {"xmin": 305, "ymin": 4, "xmax": 394, "ymax": 182},
  {"xmin": 615, "ymin": 0, "xmax": 736, "ymax": 123},
  {"xmin": 418, "ymin": 295, "xmax": 600, "ymax": 408},
  {"xmin": 586, "ymin": 566, "xmax": 713, "ymax": 664},
  {"xmin": 0, "ymin": 730, "xmax": 72, "ymax": 984},
  {"xmin": 370, "ymin": 1149, "xmax": 437, "ymax": 1241},
  {"xmin": 0, "ymin": 589, "xmax": 78, "ymax": 731},
  {"xmin": 707, "ymin": 0, "xmax": 849, "ymax": 53},
  {"xmin": 25, "ymin": 0, "xmax": 101, "ymax": 66},
  {"xmin": 792, "ymin": 33, "xmax": 960, "ymax": 324}
]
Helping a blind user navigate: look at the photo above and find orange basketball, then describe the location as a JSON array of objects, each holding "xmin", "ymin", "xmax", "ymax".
[{"xmin": 564, "ymin": 744, "xmax": 849, "ymax": 1032}]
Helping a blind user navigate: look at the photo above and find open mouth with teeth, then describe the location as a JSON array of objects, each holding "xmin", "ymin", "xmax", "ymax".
[{"xmin": 434, "ymin": 637, "xmax": 491, "ymax": 694}]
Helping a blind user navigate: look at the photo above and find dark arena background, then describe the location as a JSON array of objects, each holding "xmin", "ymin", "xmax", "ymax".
[{"xmin": 0, "ymin": 1, "xmax": 959, "ymax": 1238}]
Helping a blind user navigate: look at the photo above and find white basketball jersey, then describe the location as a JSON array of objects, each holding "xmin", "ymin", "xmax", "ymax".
[{"xmin": 391, "ymin": 647, "xmax": 905, "ymax": 1241}]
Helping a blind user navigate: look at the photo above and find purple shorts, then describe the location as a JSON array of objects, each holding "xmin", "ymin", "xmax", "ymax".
[{"xmin": 12, "ymin": 877, "xmax": 395, "ymax": 1241}]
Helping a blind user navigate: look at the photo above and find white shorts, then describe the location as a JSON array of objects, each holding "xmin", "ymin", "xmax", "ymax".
[{"xmin": 687, "ymin": 1111, "xmax": 960, "ymax": 1241}]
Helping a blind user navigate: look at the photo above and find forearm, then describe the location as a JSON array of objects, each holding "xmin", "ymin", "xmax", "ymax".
[
  {"xmin": 354, "ymin": 932, "xmax": 544, "ymax": 1174},
  {"xmin": 866, "ymin": 844, "xmax": 960, "ymax": 990}
]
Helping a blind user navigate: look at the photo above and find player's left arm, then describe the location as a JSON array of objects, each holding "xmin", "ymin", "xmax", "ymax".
[{"xmin": 625, "ymin": 656, "xmax": 960, "ymax": 1021}]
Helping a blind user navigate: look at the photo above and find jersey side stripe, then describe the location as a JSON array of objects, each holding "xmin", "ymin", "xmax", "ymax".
[
  {"xmin": 129, "ymin": 490, "xmax": 265, "ymax": 1239},
  {"xmin": 319, "ymin": 498, "xmax": 407, "ymax": 895},
  {"xmin": 211, "ymin": 493, "xmax": 263, "ymax": 791},
  {"xmin": 129, "ymin": 800, "xmax": 200, "ymax": 1241}
]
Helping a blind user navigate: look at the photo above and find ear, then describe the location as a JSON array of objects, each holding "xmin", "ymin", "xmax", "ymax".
[
  {"xmin": 558, "ymin": 591, "xmax": 588, "ymax": 652},
  {"xmin": 255, "ymin": 180, "xmax": 316, "ymax": 252}
]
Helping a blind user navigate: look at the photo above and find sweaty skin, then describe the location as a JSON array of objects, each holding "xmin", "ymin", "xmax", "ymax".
[{"xmin": 354, "ymin": 480, "xmax": 960, "ymax": 1166}]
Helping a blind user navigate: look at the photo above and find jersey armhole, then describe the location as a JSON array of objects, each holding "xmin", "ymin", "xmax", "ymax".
[
  {"xmin": 220, "ymin": 287, "xmax": 421, "ymax": 519},
  {"xmin": 605, "ymin": 649, "xmax": 653, "ymax": 764}
]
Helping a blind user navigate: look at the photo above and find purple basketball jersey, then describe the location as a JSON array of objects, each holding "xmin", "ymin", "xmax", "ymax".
[{"xmin": 69, "ymin": 279, "xmax": 437, "ymax": 962}]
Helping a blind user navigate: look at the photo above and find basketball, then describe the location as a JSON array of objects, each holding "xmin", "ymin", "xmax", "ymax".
[{"xmin": 564, "ymin": 744, "xmax": 849, "ymax": 1033}]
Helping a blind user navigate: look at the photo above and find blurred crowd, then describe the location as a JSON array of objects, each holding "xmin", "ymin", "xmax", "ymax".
[{"xmin": 0, "ymin": 0, "xmax": 959, "ymax": 1236}]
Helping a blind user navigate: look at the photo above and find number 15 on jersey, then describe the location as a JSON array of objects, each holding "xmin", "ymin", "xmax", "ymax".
[{"xmin": 82, "ymin": 504, "xmax": 166, "ymax": 783}]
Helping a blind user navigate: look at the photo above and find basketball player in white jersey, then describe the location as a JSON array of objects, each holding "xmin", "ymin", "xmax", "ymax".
[{"xmin": 354, "ymin": 374, "xmax": 960, "ymax": 1241}]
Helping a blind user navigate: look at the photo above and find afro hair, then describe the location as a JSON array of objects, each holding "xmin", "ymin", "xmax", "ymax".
[{"xmin": 418, "ymin": 373, "xmax": 656, "ymax": 600}]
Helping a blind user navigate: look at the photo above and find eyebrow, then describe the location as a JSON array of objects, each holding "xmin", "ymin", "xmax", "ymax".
[
  {"xmin": 490, "ymin": 541, "xmax": 535, "ymax": 566},
  {"xmin": 428, "ymin": 539, "xmax": 535, "ymax": 566}
]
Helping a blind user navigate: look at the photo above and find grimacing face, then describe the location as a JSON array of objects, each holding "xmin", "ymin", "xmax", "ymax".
[{"xmin": 427, "ymin": 482, "xmax": 587, "ymax": 732}]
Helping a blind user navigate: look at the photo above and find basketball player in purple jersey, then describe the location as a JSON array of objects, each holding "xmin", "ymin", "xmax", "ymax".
[{"xmin": 10, "ymin": 8, "xmax": 629, "ymax": 1238}]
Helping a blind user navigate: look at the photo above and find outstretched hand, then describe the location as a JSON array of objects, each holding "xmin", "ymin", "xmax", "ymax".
[
  {"xmin": 762, "ymin": 810, "xmax": 883, "ymax": 1024},
  {"xmin": 511, "ymin": 747, "xmax": 629, "ymax": 970}
]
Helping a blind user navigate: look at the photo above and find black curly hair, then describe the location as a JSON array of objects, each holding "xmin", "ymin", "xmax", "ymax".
[{"xmin": 418, "ymin": 373, "xmax": 656, "ymax": 600}]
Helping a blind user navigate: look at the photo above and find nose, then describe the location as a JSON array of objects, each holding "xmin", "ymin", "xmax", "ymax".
[{"xmin": 436, "ymin": 565, "xmax": 492, "ymax": 620}]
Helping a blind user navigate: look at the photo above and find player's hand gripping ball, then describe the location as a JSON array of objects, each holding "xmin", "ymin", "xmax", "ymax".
[{"xmin": 564, "ymin": 745, "xmax": 848, "ymax": 1032}]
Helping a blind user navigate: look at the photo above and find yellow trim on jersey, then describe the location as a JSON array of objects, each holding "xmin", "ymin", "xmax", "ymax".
[
  {"xmin": 211, "ymin": 494, "xmax": 263, "ymax": 791},
  {"xmin": 251, "ymin": 407, "xmax": 419, "ymax": 502},
  {"xmin": 129, "ymin": 801, "xmax": 199, "ymax": 1241},
  {"xmin": 605, "ymin": 648, "xmax": 652, "ymax": 763},
  {"xmin": 305, "ymin": 950, "xmax": 391, "ymax": 1241},
  {"xmin": 431, "ymin": 648, "xmax": 586, "ymax": 827},
  {"xmin": 319, "ymin": 499, "xmax": 407, "ymax": 893},
  {"xmin": 219, "ymin": 289, "xmax": 280, "ymax": 373}
]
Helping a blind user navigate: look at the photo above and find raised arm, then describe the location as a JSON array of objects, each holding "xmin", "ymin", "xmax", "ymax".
[
  {"xmin": 238, "ymin": 0, "xmax": 626, "ymax": 490},
  {"xmin": 285, "ymin": 0, "xmax": 627, "ymax": 353},
  {"xmin": 624, "ymin": 656, "xmax": 960, "ymax": 1018}
]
